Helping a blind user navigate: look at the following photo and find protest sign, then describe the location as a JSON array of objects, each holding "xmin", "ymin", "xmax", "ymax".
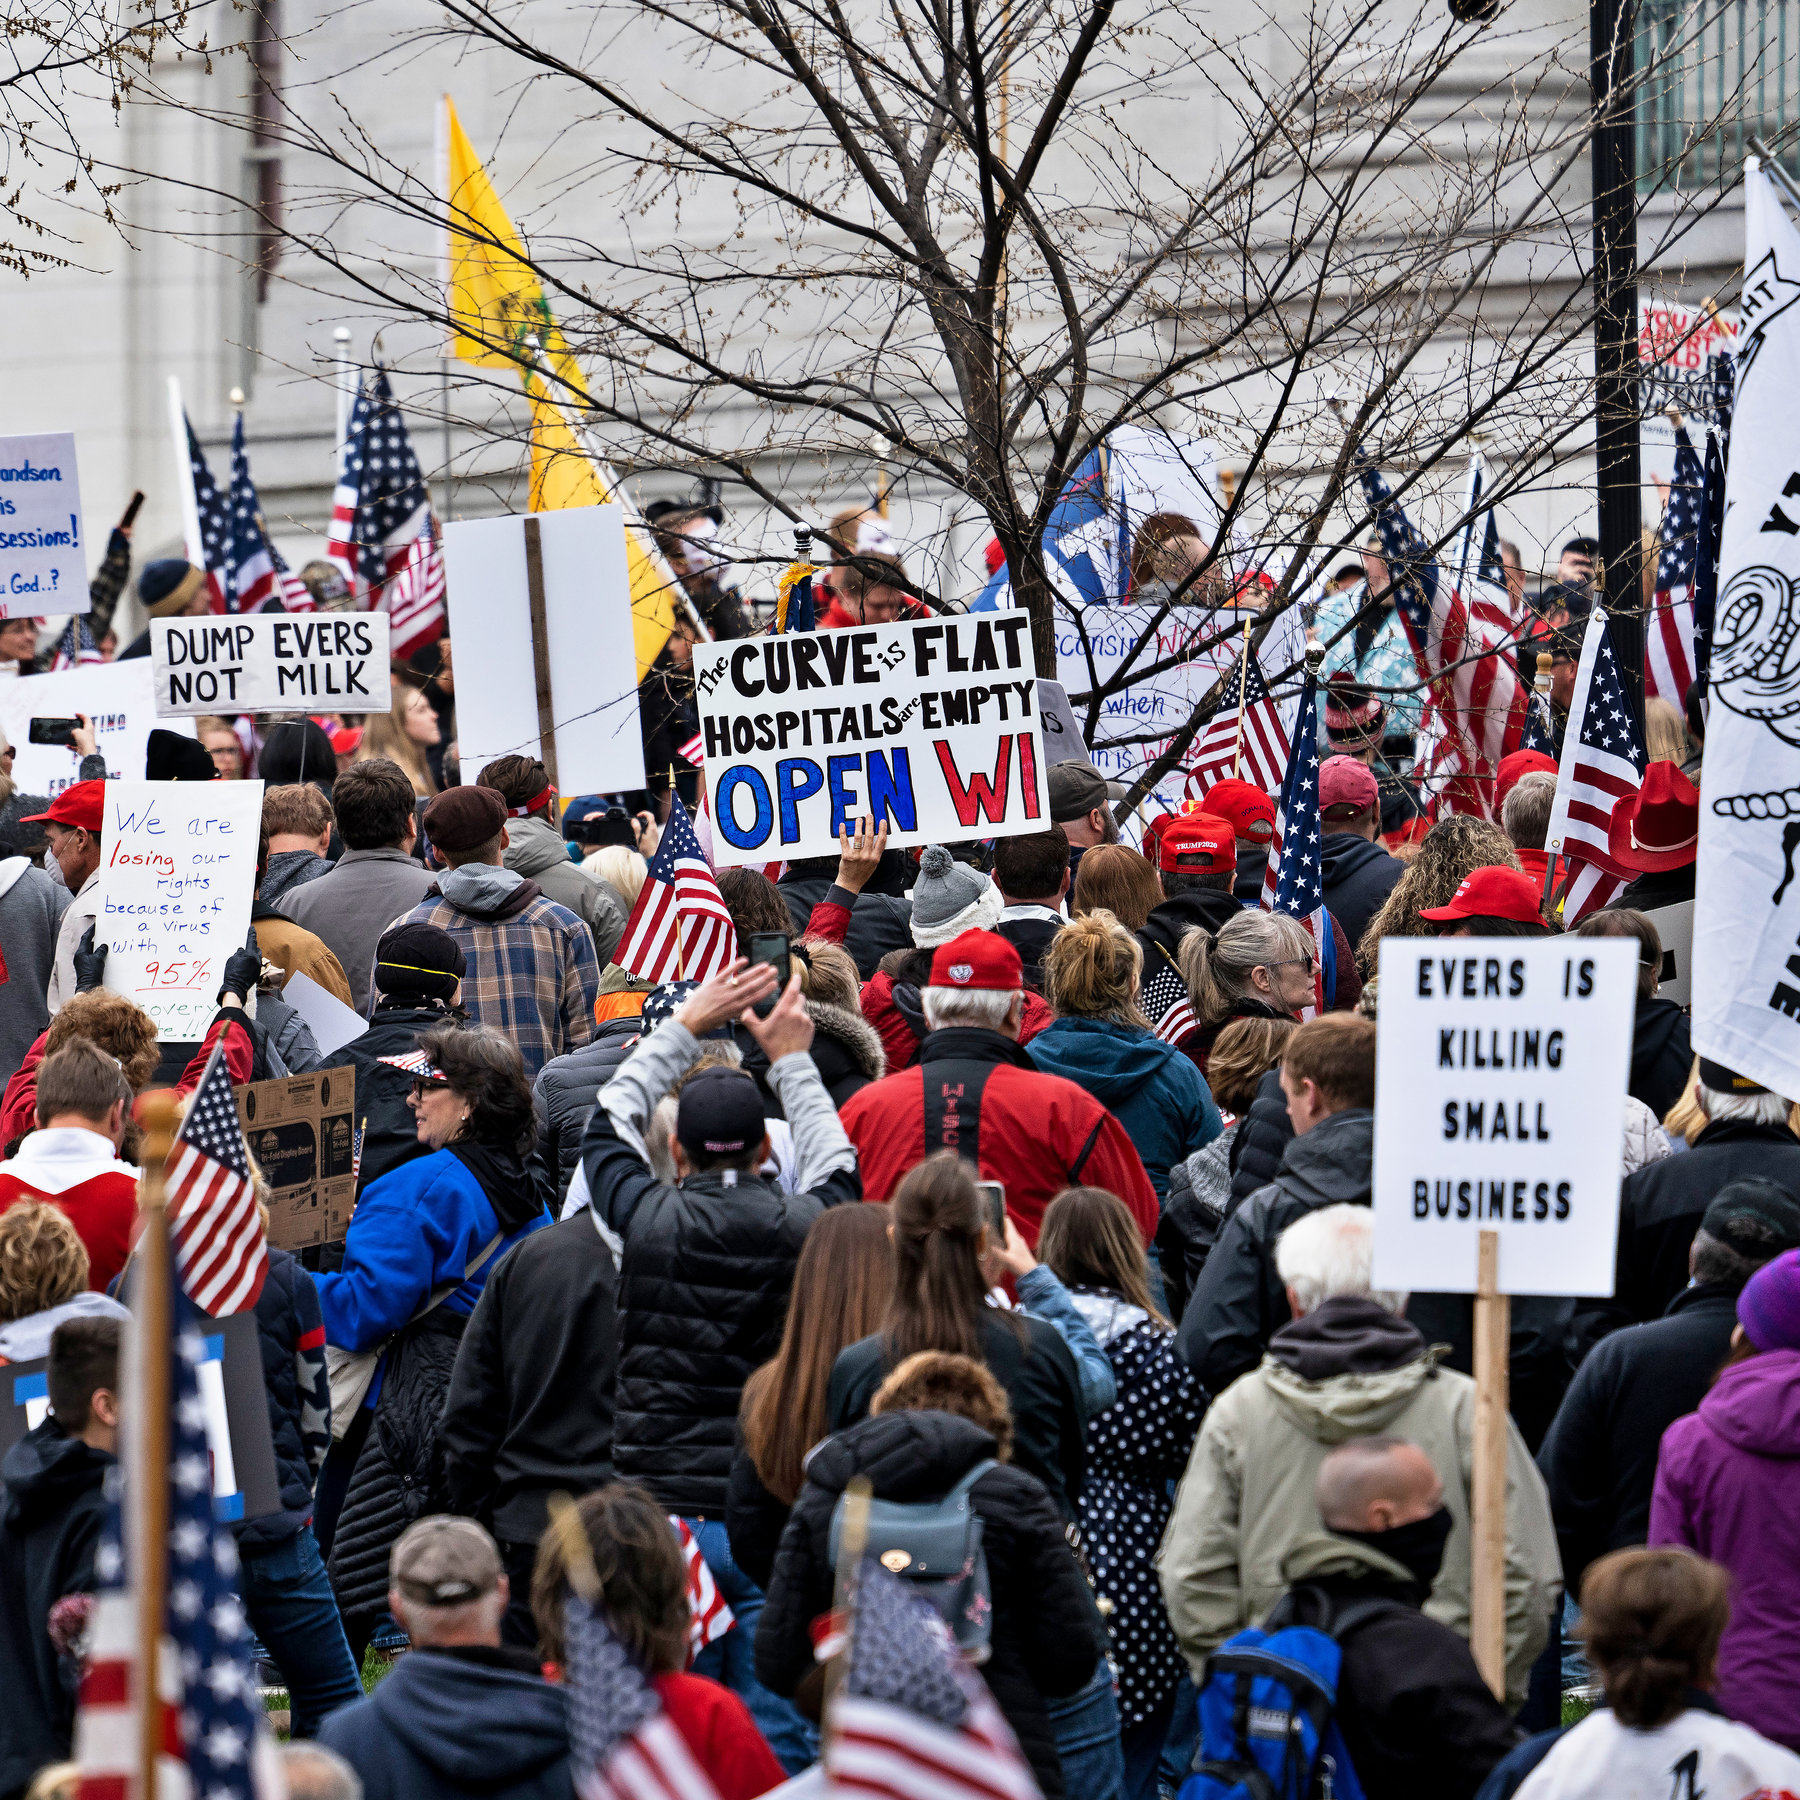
[
  {"xmin": 1035, "ymin": 678, "xmax": 1094, "ymax": 769},
  {"xmin": 236, "ymin": 1064, "xmax": 358, "ymax": 1249},
  {"xmin": 1371, "ymin": 934, "xmax": 1637, "ymax": 1297},
  {"xmin": 0, "ymin": 659, "xmax": 192, "ymax": 799},
  {"xmin": 444, "ymin": 504, "xmax": 645, "ymax": 794},
  {"xmin": 0, "ymin": 433, "xmax": 87, "ymax": 615},
  {"xmin": 693, "ymin": 615, "xmax": 1048, "ymax": 865},
  {"xmin": 95, "ymin": 779, "xmax": 263, "ymax": 1041},
  {"xmin": 1641, "ymin": 899, "xmax": 1694, "ymax": 1007},
  {"xmin": 149, "ymin": 612, "xmax": 391, "ymax": 717},
  {"xmin": 1639, "ymin": 297, "xmax": 1736, "ymax": 483}
]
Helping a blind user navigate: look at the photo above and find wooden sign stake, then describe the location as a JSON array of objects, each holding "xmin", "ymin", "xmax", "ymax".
[
  {"xmin": 522, "ymin": 515, "xmax": 558, "ymax": 790},
  {"xmin": 1470, "ymin": 1226, "xmax": 1510, "ymax": 1701}
]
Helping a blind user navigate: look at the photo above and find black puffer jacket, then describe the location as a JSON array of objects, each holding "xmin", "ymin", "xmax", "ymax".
[
  {"xmin": 778, "ymin": 873, "xmax": 914, "ymax": 979},
  {"xmin": 755, "ymin": 1411, "xmax": 1104, "ymax": 1798},
  {"xmin": 340, "ymin": 1002, "xmax": 465, "ymax": 1197},
  {"xmin": 1228, "ymin": 1065, "xmax": 1294, "ymax": 1205},
  {"xmin": 531, "ymin": 1016, "xmax": 642, "ymax": 1202}
]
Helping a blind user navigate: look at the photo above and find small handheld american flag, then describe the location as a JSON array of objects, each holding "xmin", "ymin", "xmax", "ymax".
[
  {"xmin": 166, "ymin": 1046, "xmax": 269, "ymax": 1316},
  {"xmin": 51, "ymin": 614, "xmax": 105, "ymax": 670},
  {"xmin": 1185, "ymin": 631, "xmax": 1291, "ymax": 799},
  {"xmin": 613, "ymin": 798, "xmax": 736, "ymax": 986},
  {"xmin": 1647, "ymin": 425, "xmax": 1704, "ymax": 708}
]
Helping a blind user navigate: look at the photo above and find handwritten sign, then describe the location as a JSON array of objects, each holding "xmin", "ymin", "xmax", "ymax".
[
  {"xmin": 149, "ymin": 612, "xmax": 391, "ymax": 717},
  {"xmin": 95, "ymin": 779, "xmax": 263, "ymax": 1040},
  {"xmin": 693, "ymin": 616, "xmax": 1049, "ymax": 865},
  {"xmin": 236, "ymin": 1065, "xmax": 358, "ymax": 1249},
  {"xmin": 0, "ymin": 433, "xmax": 87, "ymax": 616},
  {"xmin": 0, "ymin": 659, "xmax": 194, "ymax": 799}
]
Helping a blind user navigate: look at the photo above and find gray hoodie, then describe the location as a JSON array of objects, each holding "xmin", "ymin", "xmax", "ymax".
[
  {"xmin": 0, "ymin": 1292, "xmax": 131, "ymax": 1362},
  {"xmin": 0, "ymin": 858, "xmax": 69, "ymax": 1081},
  {"xmin": 503, "ymin": 813, "xmax": 627, "ymax": 962}
]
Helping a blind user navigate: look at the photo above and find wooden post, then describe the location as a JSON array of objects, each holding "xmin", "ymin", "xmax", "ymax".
[
  {"xmin": 823, "ymin": 1475, "xmax": 872, "ymax": 1728},
  {"xmin": 134, "ymin": 1091, "xmax": 181, "ymax": 1800},
  {"xmin": 1470, "ymin": 1228, "xmax": 1511, "ymax": 1701},
  {"xmin": 522, "ymin": 514, "xmax": 558, "ymax": 790}
]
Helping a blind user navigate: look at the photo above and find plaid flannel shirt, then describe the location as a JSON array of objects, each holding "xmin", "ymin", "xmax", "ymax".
[{"xmin": 397, "ymin": 890, "xmax": 600, "ymax": 1078}]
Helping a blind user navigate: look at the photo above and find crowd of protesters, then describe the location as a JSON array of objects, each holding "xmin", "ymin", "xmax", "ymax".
[{"xmin": 0, "ymin": 531, "xmax": 1789, "ymax": 1800}]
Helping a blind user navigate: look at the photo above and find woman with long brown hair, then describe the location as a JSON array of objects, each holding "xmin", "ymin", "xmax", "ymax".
[
  {"xmin": 725, "ymin": 1204, "xmax": 894, "ymax": 1587},
  {"xmin": 1070, "ymin": 845, "xmax": 1164, "ymax": 933}
]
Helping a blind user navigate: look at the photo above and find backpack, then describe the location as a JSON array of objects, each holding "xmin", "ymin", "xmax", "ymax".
[
  {"xmin": 1179, "ymin": 1583, "xmax": 1401, "ymax": 1800},
  {"xmin": 828, "ymin": 1458, "xmax": 997, "ymax": 1659}
]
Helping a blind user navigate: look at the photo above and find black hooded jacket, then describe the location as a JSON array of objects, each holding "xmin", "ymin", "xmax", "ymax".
[
  {"xmin": 1628, "ymin": 994, "xmax": 1692, "ymax": 1122},
  {"xmin": 340, "ymin": 1001, "xmax": 464, "ymax": 1197},
  {"xmin": 531, "ymin": 1016, "xmax": 643, "ymax": 1202},
  {"xmin": 1228, "ymin": 1064, "xmax": 1296, "ymax": 1204},
  {"xmin": 1136, "ymin": 885, "xmax": 1242, "ymax": 972},
  {"xmin": 0, "ymin": 1420, "xmax": 113, "ymax": 1794},
  {"xmin": 755, "ymin": 1411, "xmax": 1104, "ymax": 1798},
  {"xmin": 1319, "ymin": 832, "xmax": 1403, "ymax": 953}
]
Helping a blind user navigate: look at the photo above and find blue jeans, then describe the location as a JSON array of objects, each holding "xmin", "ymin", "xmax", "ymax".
[
  {"xmin": 683, "ymin": 1517, "xmax": 818, "ymax": 1776},
  {"xmin": 1046, "ymin": 1661, "xmax": 1124, "ymax": 1800},
  {"xmin": 239, "ymin": 1524, "xmax": 364, "ymax": 1738}
]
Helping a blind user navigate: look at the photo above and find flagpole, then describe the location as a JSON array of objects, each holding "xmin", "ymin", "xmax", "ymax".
[
  {"xmin": 134, "ymin": 1090, "xmax": 180, "ymax": 1800},
  {"xmin": 165, "ymin": 376, "xmax": 205, "ymax": 570},
  {"xmin": 1229, "ymin": 615, "xmax": 1253, "ymax": 778},
  {"xmin": 821, "ymin": 1474, "xmax": 872, "ymax": 1764}
]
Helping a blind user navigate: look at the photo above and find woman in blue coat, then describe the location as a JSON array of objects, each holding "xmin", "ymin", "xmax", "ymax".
[
  {"xmin": 1027, "ymin": 909, "xmax": 1221, "ymax": 1201},
  {"xmin": 316, "ymin": 1023, "xmax": 549, "ymax": 1656}
]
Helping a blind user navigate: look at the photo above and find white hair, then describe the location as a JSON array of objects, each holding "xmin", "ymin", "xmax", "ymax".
[
  {"xmin": 278, "ymin": 1744, "xmax": 364, "ymax": 1800},
  {"xmin": 920, "ymin": 985, "xmax": 1020, "ymax": 1032},
  {"xmin": 1697, "ymin": 1082, "xmax": 1792, "ymax": 1129},
  {"xmin": 1274, "ymin": 1203, "xmax": 1407, "ymax": 1316},
  {"xmin": 585, "ymin": 844, "xmax": 647, "ymax": 907}
]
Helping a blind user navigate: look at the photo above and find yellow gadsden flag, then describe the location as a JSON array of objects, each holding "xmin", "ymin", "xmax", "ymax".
[{"xmin": 444, "ymin": 94, "xmax": 676, "ymax": 678}]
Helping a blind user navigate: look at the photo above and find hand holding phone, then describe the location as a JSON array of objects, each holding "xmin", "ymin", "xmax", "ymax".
[{"xmin": 746, "ymin": 932, "xmax": 792, "ymax": 1019}]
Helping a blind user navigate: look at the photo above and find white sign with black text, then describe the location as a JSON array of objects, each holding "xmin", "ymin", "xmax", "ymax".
[
  {"xmin": 1372, "ymin": 935, "xmax": 1637, "ymax": 1297},
  {"xmin": 150, "ymin": 613, "xmax": 391, "ymax": 717},
  {"xmin": 0, "ymin": 432, "xmax": 87, "ymax": 615}
]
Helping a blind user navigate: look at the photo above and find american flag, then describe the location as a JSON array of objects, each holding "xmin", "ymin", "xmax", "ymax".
[
  {"xmin": 676, "ymin": 731, "xmax": 705, "ymax": 768},
  {"xmin": 184, "ymin": 415, "xmax": 232, "ymax": 614},
  {"xmin": 73, "ymin": 1294, "xmax": 281, "ymax": 1800},
  {"xmin": 614, "ymin": 798, "xmax": 736, "ymax": 984},
  {"xmin": 1361, "ymin": 464, "xmax": 1531, "ymax": 819},
  {"xmin": 1546, "ymin": 608, "xmax": 1644, "ymax": 921},
  {"xmin": 826, "ymin": 1557, "xmax": 1040, "ymax": 1800},
  {"xmin": 1185, "ymin": 634, "xmax": 1292, "ymax": 799},
  {"xmin": 1261, "ymin": 671, "xmax": 1332, "ymax": 1015},
  {"xmin": 1141, "ymin": 937, "xmax": 1199, "ymax": 1049},
  {"xmin": 165, "ymin": 1045, "xmax": 269, "ymax": 1316},
  {"xmin": 1694, "ymin": 426, "xmax": 1725, "ymax": 700},
  {"xmin": 327, "ymin": 369, "xmax": 447, "ymax": 660},
  {"xmin": 565, "ymin": 1592, "xmax": 722, "ymax": 1800},
  {"xmin": 1647, "ymin": 425, "xmax": 1703, "ymax": 707},
  {"xmin": 50, "ymin": 614, "xmax": 104, "ymax": 669},
  {"xmin": 670, "ymin": 1517, "xmax": 733, "ymax": 1662},
  {"xmin": 227, "ymin": 414, "xmax": 313, "ymax": 616}
]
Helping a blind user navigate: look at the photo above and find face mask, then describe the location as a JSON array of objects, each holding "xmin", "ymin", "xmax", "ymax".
[{"xmin": 1337, "ymin": 1505, "xmax": 1453, "ymax": 1594}]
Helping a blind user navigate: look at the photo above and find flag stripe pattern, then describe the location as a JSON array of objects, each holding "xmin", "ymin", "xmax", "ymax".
[
  {"xmin": 166, "ymin": 1045, "xmax": 269, "ymax": 1316},
  {"xmin": 187, "ymin": 416, "xmax": 232, "ymax": 614},
  {"xmin": 671, "ymin": 1516, "xmax": 733, "ymax": 1661},
  {"xmin": 1261, "ymin": 673, "xmax": 1333, "ymax": 1014},
  {"xmin": 1648, "ymin": 425, "xmax": 1703, "ymax": 707},
  {"xmin": 1141, "ymin": 941, "xmax": 1198, "ymax": 1049},
  {"xmin": 227, "ymin": 413, "xmax": 314, "ymax": 616},
  {"xmin": 614, "ymin": 798, "xmax": 736, "ymax": 985},
  {"xmin": 1186, "ymin": 640, "xmax": 1290, "ymax": 797},
  {"xmin": 1550, "ymin": 608, "xmax": 1644, "ymax": 921},
  {"xmin": 51, "ymin": 615, "xmax": 104, "ymax": 669}
]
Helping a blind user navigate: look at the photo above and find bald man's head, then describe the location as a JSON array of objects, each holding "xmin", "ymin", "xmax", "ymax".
[{"xmin": 1316, "ymin": 1437, "xmax": 1443, "ymax": 1534}]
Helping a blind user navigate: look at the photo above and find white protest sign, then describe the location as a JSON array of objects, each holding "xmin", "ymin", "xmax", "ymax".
[
  {"xmin": 1638, "ymin": 298, "xmax": 1736, "ymax": 483},
  {"xmin": 692, "ymin": 615, "xmax": 1049, "ymax": 866},
  {"xmin": 149, "ymin": 613, "xmax": 391, "ymax": 717},
  {"xmin": 1371, "ymin": 935, "xmax": 1637, "ymax": 1297},
  {"xmin": 1641, "ymin": 899, "xmax": 1694, "ymax": 1008},
  {"xmin": 95, "ymin": 779, "xmax": 263, "ymax": 1041},
  {"xmin": 0, "ymin": 660, "xmax": 193, "ymax": 799},
  {"xmin": 444, "ymin": 505, "xmax": 645, "ymax": 794},
  {"xmin": 280, "ymin": 969, "xmax": 368, "ymax": 1057},
  {"xmin": 0, "ymin": 434, "xmax": 86, "ymax": 616}
]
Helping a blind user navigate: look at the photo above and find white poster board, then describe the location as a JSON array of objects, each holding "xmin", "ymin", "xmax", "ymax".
[
  {"xmin": 1639, "ymin": 298, "xmax": 1736, "ymax": 484},
  {"xmin": 150, "ymin": 613, "xmax": 391, "ymax": 716},
  {"xmin": 692, "ymin": 615, "xmax": 1050, "ymax": 865},
  {"xmin": 0, "ymin": 660, "xmax": 193, "ymax": 799},
  {"xmin": 443, "ymin": 505, "xmax": 645, "ymax": 794},
  {"xmin": 0, "ymin": 433, "xmax": 87, "ymax": 616},
  {"xmin": 1640, "ymin": 899, "xmax": 1694, "ymax": 1008},
  {"xmin": 1371, "ymin": 935, "xmax": 1637, "ymax": 1297},
  {"xmin": 95, "ymin": 779, "xmax": 263, "ymax": 1041}
]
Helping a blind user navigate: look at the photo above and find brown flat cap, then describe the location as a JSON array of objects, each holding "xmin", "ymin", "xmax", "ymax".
[{"xmin": 422, "ymin": 783, "xmax": 508, "ymax": 853}]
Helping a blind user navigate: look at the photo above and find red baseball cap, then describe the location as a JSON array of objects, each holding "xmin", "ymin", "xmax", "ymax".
[
  {"xmin": 1197, "ymin": 777, "xmax": 1276, "ymax": 845},
  {"xmin": 1494, "ymin": 748, "xmax": 1557, "ymax": 816},
  {"xmin": 20, "ymin": 779, "xmax": 104, "ymax": 834},
  {"xmin": 1419, "ymin": 865, "xmax": 1544, "ymax": 926},
  {"xmin": 1607, "ymin": 761, "xmax": 1698, "ymax": 873},
  {"xmin": 330, "ymin": 725, "xmax": 364, "ymax": 757},
  {"xmin": 928, "ymin": 929, "xmax": 1022, "ymax": 992},
  {"xmin": 1318, "ymin": 756, "xmax": 1379, "ymax": 816},
  {"xmin": 1156, "ymin": 812, "xmax": 1236, "ymax": 875}
]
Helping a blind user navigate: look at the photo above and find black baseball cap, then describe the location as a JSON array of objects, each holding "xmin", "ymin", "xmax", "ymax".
[
  {"xmin": 1701, "ymin": 1179, "xmax": 1800, "ymax": 1259},
  {"xmin": 675, "ymin": 1068, "xmax": 766, "ymax": 1158},
  {"xmin": 1698, "ymin": 1057, "xmax": 1772, "ymax": 1097}
]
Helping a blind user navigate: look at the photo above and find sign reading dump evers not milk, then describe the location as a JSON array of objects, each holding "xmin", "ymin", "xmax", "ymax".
[
  {"xmin": 1371, "ymin": 935, "xmax": 1637, "ymax": 1297},
  {"xmin": 693, "ymin": 616, "xmax": 1048, "ymax": 866},
  {"xmin": 149, "ymin": 613, "xmax": 391, "ymax": 716}
]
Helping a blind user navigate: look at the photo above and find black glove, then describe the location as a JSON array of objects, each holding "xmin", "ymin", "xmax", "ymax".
[
  {"xmin": 73, "ymin": 925, "xmax": 106, "ymax": 993},
  {"xmin": 218, "ymin": 945, "xmax": 264, "ymax": 1004}
]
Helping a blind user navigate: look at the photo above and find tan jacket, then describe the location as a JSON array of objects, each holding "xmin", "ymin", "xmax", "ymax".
[
  {"xmin": 253, "ymin": 914, "xmax": 354, "ymax": 1008},
  {"xmin": 1156, "ymin": 1326, "xmax": 1561, "ymax": 1708}
]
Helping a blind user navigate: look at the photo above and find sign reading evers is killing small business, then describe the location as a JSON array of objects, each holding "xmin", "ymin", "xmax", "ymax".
[
  {"xmin": 693, "ymin": 616, "xmax": 1048, "ymax": 866},
  {"xmin": 149, "ymin": 612, "xmax": 391, "ymax": 716},
  {"xmin": 1371, "ymin": 935, "xmax": 1637, "ymax": 1297}
]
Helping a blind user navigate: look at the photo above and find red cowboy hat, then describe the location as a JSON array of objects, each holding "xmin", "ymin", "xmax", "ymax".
[{"xmin": 1606, "ymin": 761, "xmax": 1698, "ymax": 874}]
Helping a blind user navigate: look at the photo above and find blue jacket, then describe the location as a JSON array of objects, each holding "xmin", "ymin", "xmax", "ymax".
[
  {"xmin": 1026, "ymin": 1015, "xmax": 1222, "ymax": 1201},
  {"xmin": 315, "ymin": 1147, "xmax": 548, "ymax": 1354}
]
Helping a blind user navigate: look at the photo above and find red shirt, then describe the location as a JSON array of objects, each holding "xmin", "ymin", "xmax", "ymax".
[
  {"xmin": 0, "ymin": 1127, "xmax": 141, "ymax": 1292},
  {"xmin": 649, "ymin": 1671, "xmax": 786, "ymax": 1799}
]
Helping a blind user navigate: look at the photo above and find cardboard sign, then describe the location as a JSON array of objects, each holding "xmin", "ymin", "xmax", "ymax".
[
  {"xmin": 236, "ymin": 1064, "xmax": 358, "ymax": 1249},
  {"xmin": 149, "ymin": 613, "xmax": 391, "ymax": 717},
  {"xmin": 693, "ymin": 616, "xmax": 1050, "ymax": 865},
  {"xmin": 0, "ymin": 660, "xmax": 195, "ymax": 799},
  {"xmin": 1371, "ymin": 935, "xmax": 1637, "ymax": 1297},
  {"xmin": 95, "ymin": 779, "xmax": 263, "ymax": 1041},
  {"xmin": 0, "ymin": 433, "xmax": 87, "ymax": 615},
  {"xmin": 443, "ymin": 505, "xmax": 645, "ymax": 794},
  {"xmin": 0, "ymin": 1312, "xmax": 280, "ymax": 1522}
]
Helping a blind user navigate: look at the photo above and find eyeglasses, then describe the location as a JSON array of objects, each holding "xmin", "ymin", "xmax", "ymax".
[
  {"xmin": 411, "ymin": 1078, "xmax": 447, "ymax": 1100},
  {"xmin": 1265, "ymin": 955, "xmax": 1317, "ymax": 977}
]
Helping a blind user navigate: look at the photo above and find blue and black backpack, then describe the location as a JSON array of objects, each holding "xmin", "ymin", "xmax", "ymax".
[{"xmin": 1178, "ymin": 1584, "xmax": 1402, "ymax": 1800}]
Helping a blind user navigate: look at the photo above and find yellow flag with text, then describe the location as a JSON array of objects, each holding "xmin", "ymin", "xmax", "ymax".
[{"xmin": 445, "ymin": 95, "xmax": 675, "ymax": 678}]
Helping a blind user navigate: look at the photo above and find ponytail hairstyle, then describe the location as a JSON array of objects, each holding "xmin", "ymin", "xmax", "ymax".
[
  {"xmin": 884, "ymin": 1152, "xmax": 1001, "ymax": 1363},
  {"xmin": 1178, "ymin": 909, "xmax": 1311, "ymax": 1028},
  {"xmin": 1041, "ymin": 909, "xmax": 1148, "ymax": 1028},
  {"xmin": 1579, "ymin": 1547, "xmax": 1731, "ymax": 1729}
]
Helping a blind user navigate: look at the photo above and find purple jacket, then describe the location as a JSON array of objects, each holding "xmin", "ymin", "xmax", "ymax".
[{"xmin": 1649, "ymin": 1346, "xmax": 1800, "ymax": 1748}]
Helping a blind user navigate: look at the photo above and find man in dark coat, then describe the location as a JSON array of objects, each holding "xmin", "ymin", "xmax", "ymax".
[
  {"xmin": 1135, "ymin": 811, "xmax": 1243, "ymax": 1049},
  {"xmin": 992, "ymin": 826, "xmax": 1070, "ymax": 990},
  {"xmin": 531, "ymin": 1015, "xmax": 642, "ymax": 1204},
  {"xmin": 1581, "ymin": 907, "xmax": 1691, "ymax": 1120},
  {"xmin": 1538, "ymin": 1180, "xmax": 1800, "ymax": 1597},
  {"xmin": 777, "ymin": 848, "xmax": 913, "ymax": 981},
  {"xmin": 1317, "ymin": 757, "xmax": 1403, "ymax": 952}
]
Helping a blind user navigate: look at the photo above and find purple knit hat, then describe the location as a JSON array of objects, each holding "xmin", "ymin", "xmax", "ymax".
[{"xmin": 1737, "ymin": 1247, "xmax": 1800, "ymax": 1352}]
